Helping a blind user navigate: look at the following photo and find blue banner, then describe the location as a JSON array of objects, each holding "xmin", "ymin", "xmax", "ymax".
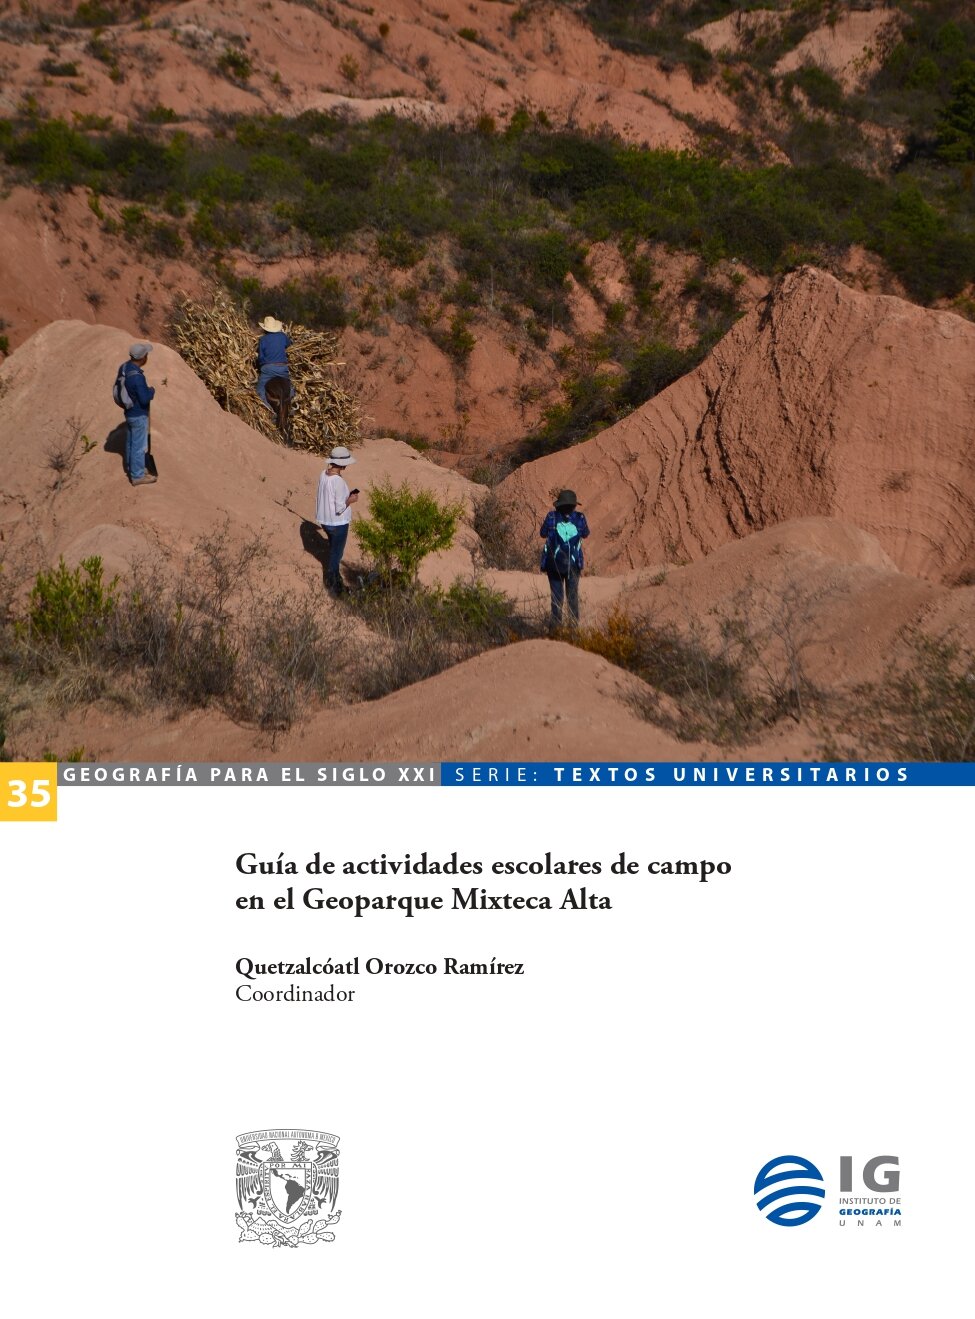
[{"xmin": 442, "ymin": 762, "xmax": 975, "ymax": 786}]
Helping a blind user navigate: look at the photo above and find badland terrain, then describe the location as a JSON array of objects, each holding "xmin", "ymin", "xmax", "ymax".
[{"xmin": 1, "ymin": 0, "xmax": 973, "ymax": 761}]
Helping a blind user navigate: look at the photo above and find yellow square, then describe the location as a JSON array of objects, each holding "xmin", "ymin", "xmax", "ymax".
[{"xmin": 0, "ymin": 764, "xmax": 58, "ymax": 822}]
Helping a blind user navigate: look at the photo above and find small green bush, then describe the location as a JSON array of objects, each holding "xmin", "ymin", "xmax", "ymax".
[
  {"xmin": 40, "ymin": 60, "xmax": 80, "ymax": 78},
  {"xmin": 25, "ymin": 557, "xmax": 118, "ymax": 653},
  {"xmin": 427, "ymin": 579, "xmax": 517, "ymax": 641},
  {"xmin": 143, "ymin": 104, "xmax": 180, "ymax": 125},
  {"xmin": 73, "ymin": 2, "xmax": 117, "ymax": 26},
  {"xmin": 432, "ymin": 311, "xmax": 476, "ymax": 362},
  {"xmin": 217, "ymin": 49, "xmax": 253, "ymax": 82},
  {"xmin": 355, "ymin": 482, "xmax": 463, "ymax": 586}
]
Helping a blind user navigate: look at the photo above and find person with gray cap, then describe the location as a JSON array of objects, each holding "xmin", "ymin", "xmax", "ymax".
[
  {"xmin": 315, "ymin": 446, "xmax": 359, "ymax": 595},
  {"xmin": 540, "ymin": 489, "xmax": 590, "ymax": 628},
  {"xmin": 112, "ymin": 342, "xmax": 156, "ymax": 485}
]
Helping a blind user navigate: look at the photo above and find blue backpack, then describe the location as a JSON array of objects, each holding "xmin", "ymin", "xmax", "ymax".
[{"xmin": 542, "ymin": 516, "xmax": 582, "ymax": 577}]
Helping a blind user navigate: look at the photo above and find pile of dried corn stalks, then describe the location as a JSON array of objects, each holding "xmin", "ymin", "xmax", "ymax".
[{"xmin": 169, "ymin": 294, "xmax": 361, "ymax": 453}]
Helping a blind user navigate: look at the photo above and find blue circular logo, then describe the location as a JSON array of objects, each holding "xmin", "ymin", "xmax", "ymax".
[{"xmin": 754, "ymin": 1155, "xmax": 825, "ymax": 1226}]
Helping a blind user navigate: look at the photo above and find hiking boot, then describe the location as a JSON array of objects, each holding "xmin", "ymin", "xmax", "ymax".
[{"xmin": 130, "ymin": 473, "xmax": 157, "ymax": 486}]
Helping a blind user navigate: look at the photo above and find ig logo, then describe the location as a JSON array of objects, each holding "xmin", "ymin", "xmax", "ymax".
[
  {"xmin": 840, "ymin": 1156, "xmax": 900, "ymax": 1192},
  {"xmin": 754, "ymin": 1155, "xmax": 825, "ymax": 1227},
  {"xmin": 755, "ymin": 1154, "xmax": 901, "ymax": 1226}
]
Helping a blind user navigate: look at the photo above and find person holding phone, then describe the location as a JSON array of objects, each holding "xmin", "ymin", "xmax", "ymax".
[{"xmin": 315, "ymin": 446, "xmax": 359, "ymax": 595}]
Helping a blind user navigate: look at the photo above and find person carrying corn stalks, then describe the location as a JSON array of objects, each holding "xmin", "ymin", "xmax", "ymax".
[{"xmin": 255, "ymin": 315, "xmax": 294, "ymax": 410}]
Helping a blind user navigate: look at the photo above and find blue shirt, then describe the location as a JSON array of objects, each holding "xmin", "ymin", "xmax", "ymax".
[
  {"xmin": 118, "ymin": 360, "xmax": 155, "ymax": 417},
  {"xmin": 257, "ymin": 331, "xmax": 292, "ymax": 367},
  {"xmin": 540, "ymin": 509, "xmax": 590, "ymax": 571}
]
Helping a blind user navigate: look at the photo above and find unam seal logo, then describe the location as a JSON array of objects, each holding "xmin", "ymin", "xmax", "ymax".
[
  {"xmin": 754, "ymin": 1155, "xmax": 825, "ymax": 1227},
  {"xmin": 236, "ymin": 1128, "xmax": 341, "ymax": 1247}
]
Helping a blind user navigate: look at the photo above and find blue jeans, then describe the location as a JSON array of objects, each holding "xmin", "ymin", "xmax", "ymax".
[
  {"xmin": 125, "ymin": 413, "xmax": 149, "ymax": 480},
  {"xmin": 256, "ymin": 364, "xmax": 292, "ymax": 408},
  {"xmin": 322, "ymin": 523, "xmax": 349, "ymax": 592},
  {"xmin": 548, "ymin": 569, "xmax": 580, "ymax": 627}
]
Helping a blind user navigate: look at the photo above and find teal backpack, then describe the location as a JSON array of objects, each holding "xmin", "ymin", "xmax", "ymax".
[{"xmin": 541, "ymin": 517, "xmax": 582, "ymax": 577}]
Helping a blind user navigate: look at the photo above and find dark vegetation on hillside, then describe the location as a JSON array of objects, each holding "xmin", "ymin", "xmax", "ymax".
[
  {"xmin": 583, "ymin": 0, "xmax": 975, "ymax": 158},
  {"xmin": 3, "ymin": 107, "xmax": 973, "ymax": 302},
  {"xmin": 1, "ymin": 2, "xmax": 974, "ymax": 457}
]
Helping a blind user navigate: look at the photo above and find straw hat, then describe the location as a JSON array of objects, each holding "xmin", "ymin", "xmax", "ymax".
[
  {"xmin": 258, "ymin": 316, "xmax": 285, "ymax": 333},
  {"xmin": 328, "ymin": 446, "xmax": 356, "ymax": 467}
]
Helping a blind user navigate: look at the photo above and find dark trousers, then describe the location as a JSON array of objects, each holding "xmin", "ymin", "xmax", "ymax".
[
  {"xmin": 548, "ymin": 569, "xmax": 580, "ymax": 627},
  {"xmin": 322, "ymin": 523, "xmax": 349, "ymax": 592}
]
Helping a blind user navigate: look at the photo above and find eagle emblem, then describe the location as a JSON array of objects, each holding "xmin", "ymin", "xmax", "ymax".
[{"xmin": 236, "ymin": 1129, "xmax": 341, "ymax": 1247}]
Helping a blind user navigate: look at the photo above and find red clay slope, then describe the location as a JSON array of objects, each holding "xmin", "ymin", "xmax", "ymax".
[
  {"xmin": 500, "ymin": 267, "xmax": 975, "ymax": 586},
  {"xmin": 0, "ymin": 319, "xmax": 483, "ymax": 586}
]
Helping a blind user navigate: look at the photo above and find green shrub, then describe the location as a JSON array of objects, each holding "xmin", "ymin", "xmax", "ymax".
[
  {"xmin": 376, "ymin": 227, "xmax": 425, "ymax": 267},
  {"xmin": 4, "ymin": 119, "xmax": 108, "ymax": 186},
  {"xmin": 146, "ymin": 219, "xmax": 184, "ymax": 257},
  {"xmin": 3, "ymin": 107, "xmax": 973, "ymax": 307},
  {"xmin": 355, "ymin": 482, "xmax": 463, "ymax": 586},
  {"xmin": 119, "ymin": 202, "xmax": 146, "ymax": 238},
  {"xmin": 24, "ymin": 557, "xmax": 118, "ymax": 653},
  {"xmin": 432, "ymin": 310, "xmax": 476, "ymax": 362},
  {"xmin": 786, "ymin": 65, "xmax": 844, "ymax": 113},
  {"xmin": 224, "ymin": 272, "xmax": 348, "ymax": 329},
  {"xmin": 427, "ymin": 579, "xmax": 517, "ymax": 640},
  {"xmin": 217, "ymin": 49, "xmax": 253, "ymax": 82},
  {"xmin": 938, "ymin": 60, "xmax": 975, "ymax": 162},
  {"xmin": 40, "ymin": 60, "xmax": 80, "ymax": 78},
  {"xmin": 41, "ymin": 746, "xmax": 87, "ymax": 762},
  {"xmin": 143, "ymin": 104, "xmax": 180, "ymax": 125},
  {"xmin": 908, "ymin": 55, "xmax": 941, "ymax": 90},
  {"xmin": 73, "ymin": 2, "xmax": 117, "ymax": 25},
  {"xmin": 345, "ymin": 576, "xmax": 527, "ymax": 699}
]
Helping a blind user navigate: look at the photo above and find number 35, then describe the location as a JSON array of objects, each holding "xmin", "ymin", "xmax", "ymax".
[{"xmin": 6, "ymin": 779, "xmax": 51, "ymax": 808}]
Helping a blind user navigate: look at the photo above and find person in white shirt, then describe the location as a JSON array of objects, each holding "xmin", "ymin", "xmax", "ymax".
[{"xmin": 315, "ymin": 446, "xmax": 359, "ymax": 594}]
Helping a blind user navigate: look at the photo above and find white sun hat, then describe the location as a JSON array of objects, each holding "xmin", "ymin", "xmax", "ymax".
[
  {"xmin": 258, "ymin": 316, "xmax": 285, "ymax": 333},
  {"xmin": 328, "ymin": 446, "xmax": 356, "ymax": 466}
]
